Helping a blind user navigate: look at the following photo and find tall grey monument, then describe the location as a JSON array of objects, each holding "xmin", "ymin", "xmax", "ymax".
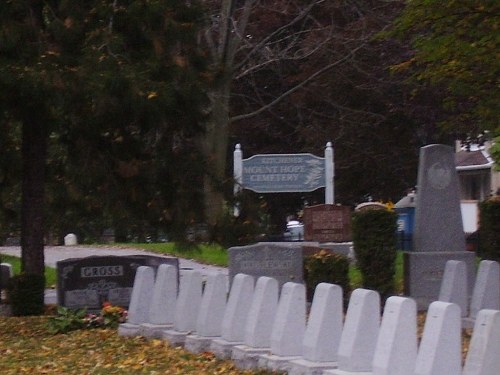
[{"xmin": 405, "ymin": 144, "xmax": 475, "ymax": 309}]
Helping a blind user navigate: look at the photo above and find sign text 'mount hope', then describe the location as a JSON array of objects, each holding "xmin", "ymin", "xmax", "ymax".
[{"xmin": 241, "ymin": 153, "xmax": 325, "ymax": 193}]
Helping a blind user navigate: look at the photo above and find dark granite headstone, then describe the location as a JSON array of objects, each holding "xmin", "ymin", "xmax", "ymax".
[
  {"xmin": 405, "ymin": 144, "xmax": 475, "ymax": 309},
  {"xmin": 228, "ymin": 242, "xmax": 304, "ymax": 288},
  {"xmin": 57, "ymin": 255, "xmax": 178, "ymax": 311},
  {"xmin": 303, "ymin": 204, "xmax": 352, "ymax": 242}
]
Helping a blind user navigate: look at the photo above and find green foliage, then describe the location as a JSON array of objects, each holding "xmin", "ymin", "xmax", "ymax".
[
  {"xmin": 213, "ymin": 193, "xmax": 272, "ymax": 247},
  {"xmin": 6, "ymin": 273, "xmax": 45, "ymax": 316},
  {"xmin": 390, "ymin": 0, "xmax": 500, "ymax": 135},
  {"xmin": 46, "ymin": 303, "xmax": 127, "ymax": 334},
  {"xmin": 304, "ymin": 250, "xmax": 350, "ymax": 304},
  {"xmin": 46, "ymin": 306, "xmax": 87, "ymax": 334},
  {"xmin": 478, "ymin": 197, "xmax": 500, "ymax": 262},
  {"xmin": 352, "ymin": 209, "xmax": 397, "ymax": 299}
]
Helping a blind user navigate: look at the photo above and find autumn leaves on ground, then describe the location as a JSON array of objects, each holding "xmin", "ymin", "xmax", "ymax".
[{"xmin": 0, "ymin": 316, "xmax": 278, "ymax": 375}]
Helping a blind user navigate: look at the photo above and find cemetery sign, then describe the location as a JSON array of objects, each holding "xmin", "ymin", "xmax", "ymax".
[{"xmin": 234, "ymin": 142, "xmax": 334, "ymax": 203}]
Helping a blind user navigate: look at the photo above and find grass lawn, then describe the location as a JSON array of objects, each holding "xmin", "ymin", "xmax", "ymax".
[
  {"xmin": 1, "ymin": 242, "xmax": 405, "ymax": 291},
  {"xmin": 0, "ymin": 254, "xmax": 57, "ymax": 288},
  {"xmin": 128, "ymin": 242, "xmax": 406, "ymax": 293}
]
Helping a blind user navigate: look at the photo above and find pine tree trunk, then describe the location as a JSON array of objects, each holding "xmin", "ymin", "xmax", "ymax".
[{"xmin": 21, "ymin": 112, "xmax": 47, "ymax": 276}]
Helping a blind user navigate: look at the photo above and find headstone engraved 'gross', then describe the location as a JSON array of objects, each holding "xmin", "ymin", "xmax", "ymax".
[
  {"xmin": 405, "ymin": 144, "xmax": 475, "ymax": 310},
  {"xmin": 228, "ymin": 243, "xmax": 303, "ymax": 288},
  {"xmin": 57, "ymin": 255, "xmax": 178, "ymax": 311},
  {"xmin": 303, "ymin": 204, "xmax": 352, "ymax": 242}
]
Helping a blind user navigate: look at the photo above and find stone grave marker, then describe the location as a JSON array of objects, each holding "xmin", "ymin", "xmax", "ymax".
[
  {"xmin": 414, "ymin": 301, "xmax": 462, "ymax": 375},
  {"xmin": 405, "ymin": 144, "xmax": 476, "ymax": 309},
  {"xmin": 118, "ymin": 266, "xmax": 155, "ymax": 337},
  {"xmin": 57, "ymin": 255, "xmax": 178, "ymax": 311},
  {"xmin": 228, "ymin": 242, "xmax": 304, "ymax": 289},
  {"xmin": 303, "ymin": 204, "xmax": 352, "ymax": 242},
  {"xmin": 463, "ymin": 309, "xmax": 500, "ymax": 375},
  {"xmin": 0, "ymin": 263, "xmax": 13, "ymax": 290},
  {"xmin": 438, "ymin": 260, "xmax": 469, "ymax": 317}
]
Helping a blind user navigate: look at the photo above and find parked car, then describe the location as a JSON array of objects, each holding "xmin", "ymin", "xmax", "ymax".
[{"xmin": 283, "ymin": 220, "xmax": 304, "ymax": 241}]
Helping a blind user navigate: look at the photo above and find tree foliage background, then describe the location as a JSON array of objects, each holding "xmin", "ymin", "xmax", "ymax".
[{"xmin": 0, "ymin": 0, "xmax": 498, "ymax": 251}]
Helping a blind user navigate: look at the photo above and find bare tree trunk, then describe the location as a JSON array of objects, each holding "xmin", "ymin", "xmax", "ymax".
[
  {"xmin": 202, "ymin": 78, "xmax": 232, "ymax": 226},
  {"xmin": 21, "ymin": 112, "xmax": 47, "ymax": 276}
]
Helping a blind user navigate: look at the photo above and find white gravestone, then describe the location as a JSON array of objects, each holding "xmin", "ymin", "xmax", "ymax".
[
  {"xmin": 326, "ymin": 288, "xmax": 381, "ymax": 375},
  {"xmin": 211, "ymin": 273, "xmax": 255, "ymax": 359},
  {"xmin": 469, "ymin": 261, "xmax": 500, "ymax": 321},
  {"xmin": 258, "ymin": 282, "xmax": 306, "ymax": 372},
  {"xmin": 414, "ymin": 301, "xmax": 462, "ymax": 375},
  {"xmin": 438, "ymin": 260, "xmax": 468, "ymax": 317},
  {"xmin": 141, "ymin": 264, "xmax": 178, "ymax": 338},
  {"xmin": 288, "ymin": 283, "xmax": 344, "ymax": 375},
  {"xmin": 184, "ymin": 273, "xmax": 228, "ymax": 353},
  {"xmin": 162, "ymin": 270, "xmax": 202, "ymax": 347},
  {"xmin": 372, "ymin": 296, "xmax": 418, "ymax": 375},
  {"xmin": 64, "ymin": 233, "xmax": 77, "ymax": 246},
  {"xmin": 231, "ymin": 276, "xmax": 279, "ymax": 370},
  {"xmin": 118, "ymin": 266, "xmax": 155, "ymax": 337},
  {"xmin": 463, "ymin": 309, "xmax": 500, "ymax": 375}
]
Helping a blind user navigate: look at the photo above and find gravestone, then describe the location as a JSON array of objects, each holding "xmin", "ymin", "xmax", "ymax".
[
  {"xmin": 118, "ymin": 266, "xmax": 155, "ymax": 337},
  {"xmin": 414, "ymin": 301, "xmax": 462, "ymax": 375},
  {"xmin": 372, "ymin": 297, "xmax": 418, "ymax": 375},
  {"xmin": 303, "ymin": 204, "xmax": 352, "ymax": 242},
  {"xmin": 232, "ymin": 276, "xmax": 279, "ymax": 370},
  {"xmin": 288, "ymin": 283, "xmax": 343, "ymax": 375},
  {"xmin": 0, "ymin": 263, "xmax": 13, "ymax": 290},
  {"xmin": 327, "ymin": 288, "xmax": 381, "ymax": 375},
  {"xmin": 64, "ymin": 233, "xmax": 77, "ymax": 246},
  {"xmin": 465, "ymin": 260, "xmax": 500, "ymax": 328},
  {"xmin": 405, "ymin": 144, "xmax": 476, "ymax": 309},
  {"xmin": 228, "ymin": 243, "xmax": 304, "ymax": 288},
  {"xmin": 57, "ymin": 255, "xmax": 178, "ymax": 311},
  {"xmin": 438, "ymin": 260, "xmax": 468, "ymax": 317},
  {"xmin": 463, "ymin": 309, "xmax": 500, "ymax": 375},
  {"xmin": 211, "ymin": 273, "xmax": 255, "ymax": 359}
]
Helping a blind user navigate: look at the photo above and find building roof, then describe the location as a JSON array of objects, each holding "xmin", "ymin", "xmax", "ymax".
[{"xmin": 455, "ymin": 149, "xmax": 493, "ymax": 171}]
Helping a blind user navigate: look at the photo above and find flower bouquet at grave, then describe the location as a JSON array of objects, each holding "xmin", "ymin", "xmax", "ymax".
[{"xmin": 47, "ymin": 302, "xmax": 128, "ymax": 334}]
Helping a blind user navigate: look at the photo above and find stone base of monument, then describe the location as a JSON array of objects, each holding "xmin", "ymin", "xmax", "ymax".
[
  {"xmin": 210, "ymin": 338, "xmax": 243, "ymax": 359},
  {"xmin": 288, "ymin": 358, "xmax": 338, "ymax": 375},
  {"xmin": 231, "ymin": 345, "xmax": 270, "ymax": 370},
  {"xmin": 162, "ymin": 329, "xmax": 189, "ymax": 347},
  {"xmin": 404, "ymin": 251, "xmax": 476, "ymax": 310},
  {"xmin": 118, "ymin": 323, "xmax": 142, "ymax": 337},
  {"xmin": 184, "ymin": 334, "xmax": 216, "ymax": 354},
  {"xmin": 323, "ymin": 369, "xmax": 371, "ymax": 375},
  {"xmin": 258, "ymin": 353, "xmax": 300, "ymax": 372},
  {"xmin": 140, "ymin": 323, "xmax": 173, "ymax": 339}
]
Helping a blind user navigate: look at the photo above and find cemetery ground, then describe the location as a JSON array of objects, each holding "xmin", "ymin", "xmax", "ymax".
[
  {"xmin": 0, "ymin": 244, "xmax": 476, "ymax": 373},
  {"xmin": 0, "ymin": 315, "xmax": 278, "ymax": 374}
]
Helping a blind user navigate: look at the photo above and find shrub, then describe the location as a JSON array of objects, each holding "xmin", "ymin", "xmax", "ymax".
[
  {"xmin": 303, "ymin": 249, "xmax": 350, "ymax": 304},
  {"xmin": 7, "ymin": 272, "xmax": 45, "ymax": 316},
  {"xmin": 352, "ymin": 209, "xmax": 397, "ymax": 300},
  {"xmin": 478, "ymin": 197, "xmax": 500, "ymax": 262},
  {"xmin": 47, "ymin": 302, "xmax": 128, "ymax": 334}
]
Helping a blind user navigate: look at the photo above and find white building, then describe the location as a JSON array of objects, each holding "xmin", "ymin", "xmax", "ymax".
[{"xmin": 455, "ymin": 140, "xmax": 500, "ymax": 233}]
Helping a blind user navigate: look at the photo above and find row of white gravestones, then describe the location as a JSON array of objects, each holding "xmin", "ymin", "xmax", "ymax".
[
  {"xmin": 438, "ymin": 259, "xmax": 500, "ymax": 327},
  {"xmin": 119, "ymin": 268, "xmax": 500, "ymax": 375}
]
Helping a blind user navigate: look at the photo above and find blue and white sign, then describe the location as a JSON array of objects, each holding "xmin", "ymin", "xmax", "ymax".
[
  {"xmin": 234, "ymin": 143, "xmax": 334, "ymax": 202},
  {"xmin": 242, "ymin": 153, "xmax": 325, "ymax": 193}
]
